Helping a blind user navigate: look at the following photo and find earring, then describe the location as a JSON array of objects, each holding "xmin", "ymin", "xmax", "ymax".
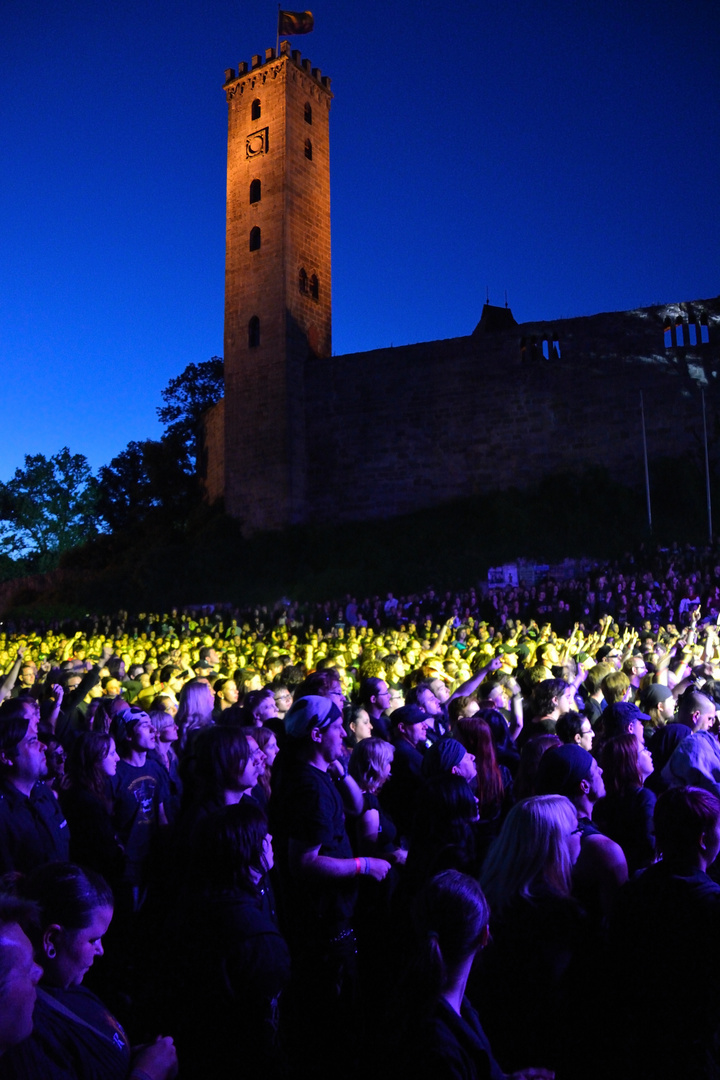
[{"xmin": 46, "ymin": 945, "xmax": 56, "ymax": 959}]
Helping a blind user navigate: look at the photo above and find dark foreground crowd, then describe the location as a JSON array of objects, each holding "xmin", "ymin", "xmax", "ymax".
[{"xmin": 2, "ymin": 592, "xmax": 720, "ymax": 1079}]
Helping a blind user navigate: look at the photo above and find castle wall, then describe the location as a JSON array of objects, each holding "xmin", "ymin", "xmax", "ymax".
[
  {"xmin": 214, "ymin": 45, "xmax": 719, "ymax": 533},
  {"xmin": 300, "ymin": 299, "xmax": 720, "ymax": 523}
]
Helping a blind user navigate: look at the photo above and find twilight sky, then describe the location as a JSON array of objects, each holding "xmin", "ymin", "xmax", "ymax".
[{"xmin": 1, "ymin": 0, "xmax": 718, "ymax": 481}]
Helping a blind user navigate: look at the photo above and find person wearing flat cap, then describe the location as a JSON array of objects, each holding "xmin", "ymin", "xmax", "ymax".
[
  {"xmin": 536, "ymin": 744, "xmax": 627, "ymax": 923},
  {"xmin": 270, "ymin": 695, "xmax": 391, "ymax": 1066}
]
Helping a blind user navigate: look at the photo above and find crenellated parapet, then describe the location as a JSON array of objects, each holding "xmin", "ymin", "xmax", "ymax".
[{"xmin": 224, "ymin": 41, "xmax": 332, "ymax": 104}]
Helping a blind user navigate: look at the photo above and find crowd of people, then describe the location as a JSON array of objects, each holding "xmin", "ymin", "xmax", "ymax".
[{"xmin": 2, "ymin": 543, "xmax": 720, "ymax": 1078}]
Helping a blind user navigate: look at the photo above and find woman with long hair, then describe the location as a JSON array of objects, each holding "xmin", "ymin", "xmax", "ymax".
[
  {"xmin": 472, "ymin": 795, "xmax": 586, "ymax": 1074},
  {"xmin": 254, "ymin": 726, "xmax": 280, "ymax": 803},
  {"xmin": 148, "ymin": 710, "xmax": 182, "ymax": 825},
  {"xmin": 176, "ymin": 679, "xmax": 214, "ymax": 754},
  {"xmin": 2, "ymin": 863, "xmax": 177, "ymax": 1080},
  {"xmin": 348, "ymin": 737, "xmax": 404, "ymax": 862},
  {"xmin": 61, "ymin": 732, "xmax": 124, "ymax": 893},
  {"xmin": 171, "ymin": 800, "xmax": 290, "ymax": 1078},
  {"xmin": 453, "ymin": 714, "xmax": 513, "ymax": 864},
  {"xmin": 404, "ymin": 774, "xmax": 481, "ymax": 893},
  {"xmin": 388, "ymin": 870, "xmax": 552, "ymax": 1080},
  {"xmin": 593, "ymin": 733, "xmax": 656, "ymax": 873}
]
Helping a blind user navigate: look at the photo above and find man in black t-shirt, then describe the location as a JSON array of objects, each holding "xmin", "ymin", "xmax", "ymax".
[
  {"xmin": 0, "ymin": 700, "xmax": 70, "ymax": 876},
  {"xmin": 273, "ymin": 694, "xmax": 390, "ymax": 1069},
  {"xmin": 109, "ymin": 707, "xmax": 168, "ymax": 910}
]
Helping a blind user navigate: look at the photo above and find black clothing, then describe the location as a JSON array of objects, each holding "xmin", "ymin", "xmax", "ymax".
[
  {"xmin": 389, "ymin": 997, "xmax": 502, "ymax": 1080},
  {"xmin": 0, "ymin": 985, "xmax": 131, "ymax": 1080},
  {"xmin": 111, "ymin": 758, "xmax": 168, "ymax": 887},
  {"xmin": 148, "ymin": 747, "xmax": 182, "ymax": 824},
  {"xmin": 609, "ymin": 860, "xmax": 720, "ymax": 1079},
  {"xmin": 379, "ymin": 737, "xmax": 424, "ymax": 844},
  {"xmin": 353, "ymin": 790, "xmax": 398, "ymax": 854},
  {"xmin": 592, "ymin": 785, "xmax": 655, "ymax": 874},
  {"xmin": 61, "ymin": 786, "xmax": 124, "ymax": 894},
  {"xmin": 173, "ymin": 883, "xmax": 291, "ymax": 1078},
  {"xmin": 277, "ymin": 760, "xmax": 357, "ymax": 939},
  {"xmin": 0, "ymin": 779, "xmax": 70, "ymax": 875},
  {"xmin": 470, "ymin": 893, "xmax": 587, "ymax": 1074},
  {"xmin": 583, "ymin": 697, "xmax": 604, "ymax": 727}
]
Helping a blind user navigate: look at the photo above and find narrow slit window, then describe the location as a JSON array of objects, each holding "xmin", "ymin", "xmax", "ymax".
[
  {"xmin": 251, "ymin": 99, "xmax": 261, "ymax": 121},
  {"xmin": 310, "ymin": 274, "xmax": 319, "ymax": 300},
  {"xmin": 701, "ymin": 323, "xmax": 710, "ymax": 344},
  {"xmin": 249, "ymin": 179, "xmax": 261, "ymax": 203},
  {"xmin": 304, "ymin": 102, "xmax": 312, "ymax": 124},
  {"xmin": 248, "ymin": 316, "xmax": 260, "ymax": 348},
  {"xmin": 542, "ymin": 339, "xmax": 549, "ymax": 360},
  {"xmin": 249, "ymin": 226, "xmax": 261, "ymax": 251},
  {"xmin": 664, "ymin": 324, "xmax": 673, "ymax": 348},
  {"xmin": 299, "ymin": 268, "xmax": 307, "ymax": 294},
  {"xmin": 689, "ymin": 323, "xmax": 698, "ymax": 346},
  {"xmin": 675, "ymin": 319, "xmax": 684, "ymax": 347},
  {"xmin": 552, "ymin": 339, "xmax": 561, "ymax": 358},
  {"xmin": 304, "ymin": 138, "xmax": 312, "ymax": 160}
]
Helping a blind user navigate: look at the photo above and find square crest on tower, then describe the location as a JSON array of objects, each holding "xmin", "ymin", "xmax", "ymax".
[{"xmin": 246, "ymin": 127, "xmax": 269, "ymax": 159}]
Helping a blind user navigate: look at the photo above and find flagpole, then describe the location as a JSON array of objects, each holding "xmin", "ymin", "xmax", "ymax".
[
  {"xmin": 703, "ymin": 389, "xmax": 713, "ymax": 542},
  {"xmin": 640, "ymin": 391, "xmax": 652, "ymax": 533}
]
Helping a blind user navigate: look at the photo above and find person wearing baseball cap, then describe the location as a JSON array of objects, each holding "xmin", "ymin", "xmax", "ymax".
[
  {"xmin": 536, "ymin": 744, "xmax": 627, "ymax": 921},
  {"xmin": 272, "ymin": 694, "xmax": 390, "ymax": 1067}
]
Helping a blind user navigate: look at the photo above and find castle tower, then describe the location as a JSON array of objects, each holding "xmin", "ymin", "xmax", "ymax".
[{"xmin": 222, "ymin": 42, "xmax": 333, "ymax": 531}]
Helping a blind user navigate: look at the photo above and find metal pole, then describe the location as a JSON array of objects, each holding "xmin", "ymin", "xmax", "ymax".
[
  {"xmin": 640, "ymin": 391, "xmax": 652, "ymax": 533},
  {"xmin": 703, "ymin": 389, "xmax": 713, "ymax": 543}
]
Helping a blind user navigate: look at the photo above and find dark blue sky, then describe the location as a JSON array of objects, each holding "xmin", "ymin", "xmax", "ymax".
[{"xmin": 1, "ymin": 0, "xmax": 718, "ymax": 481}]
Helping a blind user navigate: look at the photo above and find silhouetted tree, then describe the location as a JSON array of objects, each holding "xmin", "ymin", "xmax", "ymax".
[
  {"xmin": 0, "ymin": 448, "xmax": 99, "ymax": 568},
  {"xmin": 157, "ymin": 356, "xmax": 224, "ymax": 472},
  {"xmin": 97, "ymin": 434, "xmax": 197, "ymax": 533}
]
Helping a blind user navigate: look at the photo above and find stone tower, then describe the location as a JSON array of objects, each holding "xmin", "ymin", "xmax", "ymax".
[{"xmin": 222, "ymin": 42, "xmax": 333, "ymax": 531}]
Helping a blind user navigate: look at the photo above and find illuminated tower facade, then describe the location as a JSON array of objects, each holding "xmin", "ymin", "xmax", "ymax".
[{"xmin": 223, "ymin": 41, "xmax": 333, "ymax": 530}]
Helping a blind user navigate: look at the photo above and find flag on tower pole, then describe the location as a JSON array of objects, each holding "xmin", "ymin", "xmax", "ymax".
[{"xmin": 278, "ymin": 9, "xmax": 314, "ymax": 35}]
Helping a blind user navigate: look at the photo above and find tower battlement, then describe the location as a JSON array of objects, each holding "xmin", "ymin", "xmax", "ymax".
[{"xmin": 223, "ymin": 41, "xmax": 332, "ymax": 93}]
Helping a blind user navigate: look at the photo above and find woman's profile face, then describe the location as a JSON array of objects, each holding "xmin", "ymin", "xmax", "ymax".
[
  {"xmin": 350, "ymin": 710, "xmax": 373, "ymax": 742},
  {"xmin": 99, "ymin": 739, "xmax": 120, "ymax": 777},
  {"xmin": 47, "ymin": 905, "xmax": 114, "ymax": 988},
  {"xmin": 261, "ymin": 734, "xmax": 279, "ymax": 767}
]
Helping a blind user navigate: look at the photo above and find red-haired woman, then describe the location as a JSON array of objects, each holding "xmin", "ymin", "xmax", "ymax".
[{"xmin": 593, "ymin": 733, "xmax": 656, "ymax": 873}]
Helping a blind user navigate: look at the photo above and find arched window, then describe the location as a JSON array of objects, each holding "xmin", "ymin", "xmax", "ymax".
[
  {"xmin": 304, "ymin": 102, "xmax": 312, "ymax": 124},
  {"xmin": 299, "ymin": 268, "xmax": 307, "ymax": 294},
  {"xmin": 248, "ymin": 316, "xmax": 260, "ymax": 348},
  {"xmin": 249, "ymin": 179, "xmax": 261, "ymax": 204},
  {"xmin": 310, "ymin": 274, "xmax": 319, "ymax": 300},
  {"xmin": 304, "ymin": 138, "xmax": 312, "ymax": 160},
  {"xmin": 663, "ymin": 321, "xmax": 673, "ymax": 348},
  {"xmin": 251, "ymin": 98, "xmax": 261, "ymax": 121},
  {"xmin": 249, "ymin": 226, "xmax": 261, "ymax": 251},
  {"xmin": 689, "ymin": 323, "xmax": 698, "ymax": 346},
  {"xmin": 542, "ymin": 339, "xmax": 549, "ymax": 360},
  {"xmin": 701, "ymin": 319, "xmax": 710, "ymax": 344}
]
